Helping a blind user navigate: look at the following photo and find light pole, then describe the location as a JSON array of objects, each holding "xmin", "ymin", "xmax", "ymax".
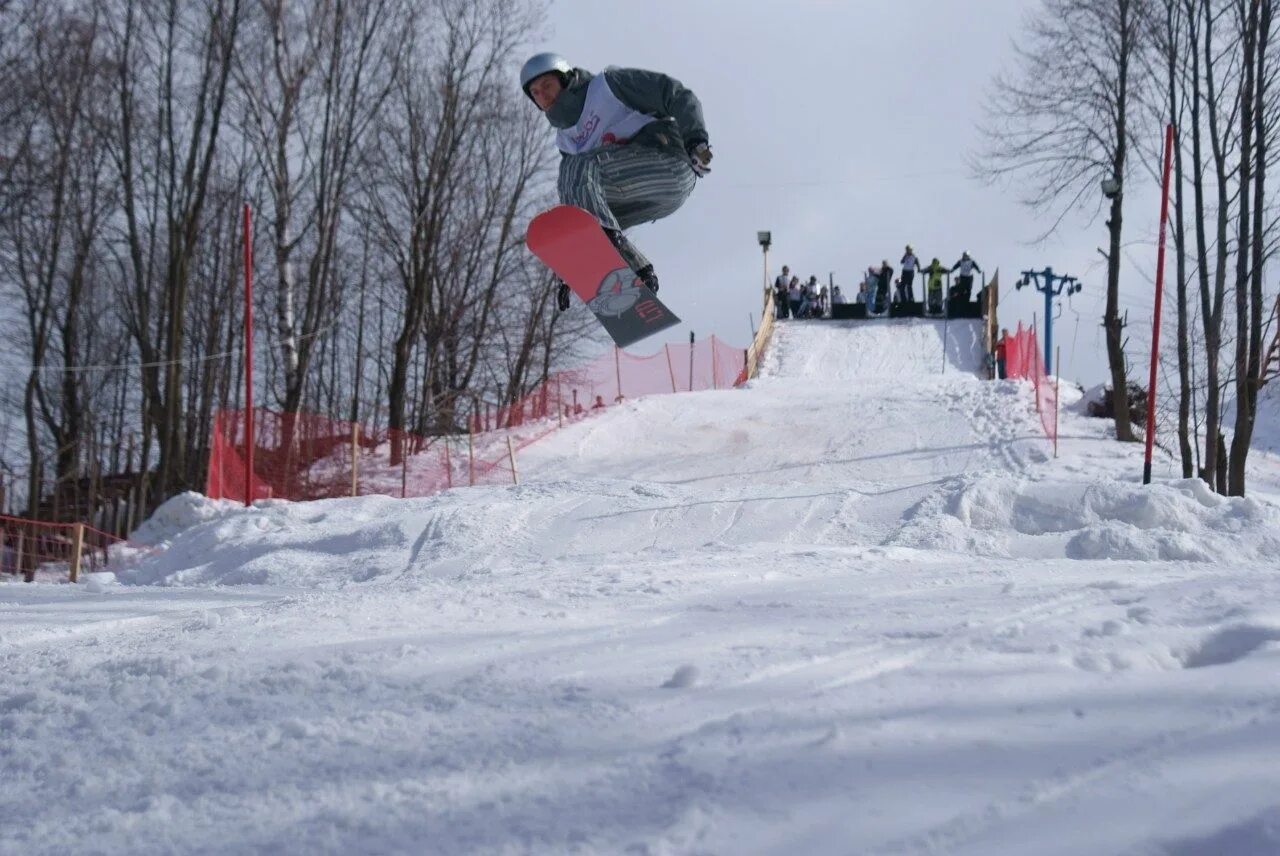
[
  {"xmin": 757, "ymin": 230, "xmax": 772, "ymax": 302},
  {"xmin": 1017, "ymin": 267, "xmax": 1081, "ymax": 376},
  {"xmin": 757, "ymin": 230, "xmax": 768, "ymax": 317}
]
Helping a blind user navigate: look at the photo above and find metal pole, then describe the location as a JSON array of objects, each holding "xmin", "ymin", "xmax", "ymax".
[
  {"xmin": 941, "ymin": 283, "xmax": 949, "ymax": 375},
  {"xmin": 242, "ymin": 203, "xmax": 255, "ymax": 507},
  {"xmin": 762, "ymin": 246, "xmax": 770, "ymax": 308},
  {"xmin": 688, "ymin": 331, "xmax": 696, "ymax": 391},
  {"xmin": 1043, "ymin": 267, "xmax": 1055, "ymax": 375},
  {"xmin": 1054, "ymin": 345, "xmax": 1062, "ymax": 459},
  {"xmin": 614, "ymin": 346, "xmax": 623, "ymax": 402},
  {"xmin": 1144, "ymin": 123, "xmax": 1175, "ymax": 485}
]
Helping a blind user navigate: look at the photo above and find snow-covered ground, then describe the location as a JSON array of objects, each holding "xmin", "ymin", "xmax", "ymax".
[{"xmin": 4, "ymin": 319, "xmax": 1280, "ymax": 855}]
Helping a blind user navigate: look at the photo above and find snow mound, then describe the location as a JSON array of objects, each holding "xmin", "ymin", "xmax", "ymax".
[
  {"xmin": 131, "ymin": 491, "xmax": 247, "ymax": 544},
  {"xmin": 890, "ymin": 475, "xmax": 1280, "ymax": 562}
]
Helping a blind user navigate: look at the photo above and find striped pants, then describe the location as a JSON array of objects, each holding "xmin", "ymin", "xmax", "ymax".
[{"xmin": 558, "ymin": 145, "xmax": 696, "ymax": 273}]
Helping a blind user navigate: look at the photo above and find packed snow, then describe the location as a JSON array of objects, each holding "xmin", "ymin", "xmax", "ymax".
[{"xmin": 4, "ymin": 318, "xmax": 1280, "ymax": 855}]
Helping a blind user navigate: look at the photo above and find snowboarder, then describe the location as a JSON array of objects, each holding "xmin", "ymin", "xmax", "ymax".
[
  {"xmin": 876, "ymin": 261, "xmax": 894, "ymax": 313},
  {"xmin": 520, "ymin": 53, "xmax": 713, "ymax": 311},
  {"xmin": 900, "ymin": 245, "xmax": 920, "ymax": 303},
  {"xmin": 950, "ymin": 251, "xmax": 982, "ymax": 302},
  {"xmin": 924, "ymin": 258, "xmax": 946, "ymax": 315}
]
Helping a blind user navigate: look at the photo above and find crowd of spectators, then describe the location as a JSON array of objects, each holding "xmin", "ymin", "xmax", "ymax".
[
  {"xmin": 772, "ymin": 247, "xmax": 984, "ymax": 320},
  {"xmin": 771, "ymin": 266, "xmax": 830, "ymax": 319}
]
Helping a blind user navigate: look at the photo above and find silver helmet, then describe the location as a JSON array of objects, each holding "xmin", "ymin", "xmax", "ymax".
[{"xmin": 520, "ymin": 52, "xmax": 572, "ymax": 96}]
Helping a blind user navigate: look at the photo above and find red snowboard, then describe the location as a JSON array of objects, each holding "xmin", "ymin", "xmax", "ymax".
[{"xmin": 527, "ymin": 205, "xmax": 680, "ymax": 348}]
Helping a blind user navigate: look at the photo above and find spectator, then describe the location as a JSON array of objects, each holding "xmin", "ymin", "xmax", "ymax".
[
  {"xmin": 863, "ymin": 267, "xmax": 879, "ymax": 311},
  {"xmin": 900, "ymin": 244, "xmax": 920, "ymax": 302},
  {"xmin": 774, "ymin": 265, "xmax": 791, "ymax": 291},
  {"xmin": 831, "ymin": 285, "xmax": 846, "ymax": 304},
  {"xmin": 876, "ymin": 260, "xmax": 894, "ymax": 313},
  {"xmin": 819, "ymin": 284, "xmax": 829, "ymax": 316},
  {"xmin": 994, "ymin": 327, "xmax": 1010, "ymax": 379},
  {"xmin": 774, "ymin": 279, "xmax": 790, "ymax": 319},
  {"xmin": 924, "ymin": 258, "xmax": 946, "ymax": 314},
  {"xmin": 855, "ymin": 280, "xmax": 868, "ymax": 304},
  {"xmin": 950, "ymin": 251, "xmax": 982, "ymax": 301},
  {"xmin": 592, "ymin": 394, "xmax": 607, "ymax": 409},
  {"xmin": 803, "ymin": 276, "xmax": 820, "ymax": 318},
  {"xmin": 788, "ymin": 276, "xmax": 803, "ymax": 318}
]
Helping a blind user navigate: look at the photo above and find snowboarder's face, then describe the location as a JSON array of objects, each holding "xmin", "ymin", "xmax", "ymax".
[{"xmin": 527, "ymin": 73, "xmax": 564, "ymax": 111}]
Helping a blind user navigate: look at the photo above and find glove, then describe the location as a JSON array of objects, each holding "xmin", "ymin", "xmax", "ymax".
[
  {"xmin": 556, "ymin": 282, "xmax": 571, "ymax": 312},
  {"xmin": 688, "ymin": 142, "xmax": 712, "ymax": 177}
]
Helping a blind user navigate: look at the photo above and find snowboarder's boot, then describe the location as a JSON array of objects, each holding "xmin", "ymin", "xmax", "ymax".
[
  {"xmin": 602, "ymin": 227, "xmax": 657, "ymax": 293},
  {"xmin": 635, "ymin": 265, "xmax": 659, "ymax": 294}
]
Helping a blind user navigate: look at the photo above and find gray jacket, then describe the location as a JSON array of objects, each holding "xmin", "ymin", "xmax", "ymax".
[{"xmin": 545, "ymin": 68, "xmax": 709, "ymax": 160}]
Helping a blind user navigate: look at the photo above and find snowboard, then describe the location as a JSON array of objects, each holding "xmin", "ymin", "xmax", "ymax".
[{"xmin": 527, "ymin": 205, "xmax": 680, "ymax": 348}]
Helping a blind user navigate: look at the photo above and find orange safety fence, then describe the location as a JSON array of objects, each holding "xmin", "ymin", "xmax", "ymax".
[
  {"xmin": 208, "ymin": 336, "xmax": 748, "ymax": 504},
  {"xmin": 0, "ymin": 513, "xmax": 146, "ymax": 583},
  {"xmin": 1003, "ymin": 321, "xmax": 1058, "ymax": 441}
]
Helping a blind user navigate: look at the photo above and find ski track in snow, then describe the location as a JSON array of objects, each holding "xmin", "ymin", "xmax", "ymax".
[{"xmin": 3, "ymin": 318, "xmax": 1280, "ymax": 855}]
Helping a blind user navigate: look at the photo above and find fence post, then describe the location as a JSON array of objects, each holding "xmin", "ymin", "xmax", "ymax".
[
  {"xmin": 400, "ymin": 440, "xmax": 408, "ymax": 498},
  {"xmin": 689, "ymin": 331, "xmax": 695, "ymax": 391},
  {"xmin": 665, "ymin": 345, "xmax": 677, "ymax": 392},
  {"xmin": 468, "ymin": 427, "xmax": 475, "ymax": 487},
  {"xmin": 69, "ymin": 523, "xmax": 85, "ymax": 584},
  {"xmin": 444, "ymin": 437, "xmax": 453, "ymax": 489},
  {"xmin": 351, "ymin": 422, "xmax": 360, "ymax": 498},
  {"xmin": 557, "ymin": 378, "xmax": 564, "ymax": 428},
  {"xmin": 17, "ymin": 531, "xmax": 28, "ymax": 583},
  {"xmin": 712, "ymin": 338, "xmax": 719, "ymax": 390},
  {"xmin": 1054, "ymin": 345, "xmax": 1061, "ymax": 459},
  {"xmin": 507, "ymin": 436, "xmax": 519, "ymax": 486},
  {"xmin": 614, "ymin": 346, "xmax": 623, "ymax": 402}
]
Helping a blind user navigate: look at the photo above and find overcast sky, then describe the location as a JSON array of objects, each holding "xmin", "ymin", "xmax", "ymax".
[{"xmin": 541, "ymin": 0, "xmax": 1168, "ymax": 386}]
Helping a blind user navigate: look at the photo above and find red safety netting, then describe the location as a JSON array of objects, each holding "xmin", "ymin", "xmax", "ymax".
[
  {"xmin": 1003, "ymin": 321, "xmax": 1058, "ymax": 441},
  {"xmin": 0, "ymin": 513, "xmax": 141, "ymax": 582},
  {"xmin": 208, "ymin": 336, "xmax": 748, "ymax": 503}
]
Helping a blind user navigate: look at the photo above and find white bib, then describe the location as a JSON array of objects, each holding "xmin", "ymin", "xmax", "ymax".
[{"xmin": 556, "ymin": 75, "xmax": 656, "ymax": 155}]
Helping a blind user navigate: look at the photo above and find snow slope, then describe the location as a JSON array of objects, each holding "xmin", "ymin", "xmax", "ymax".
[{"xmin": 4, "ymin": 318, "xmax": 1280, "ymax": 856}]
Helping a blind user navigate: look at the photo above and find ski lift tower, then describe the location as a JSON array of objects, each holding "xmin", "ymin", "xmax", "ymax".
[{"xmin": 1017, "ymin": 267, "xmax": 1081, "ymax": 376}]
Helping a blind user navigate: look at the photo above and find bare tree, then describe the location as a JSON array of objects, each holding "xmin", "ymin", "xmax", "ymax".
[
  {"xmin": 363, "ymin": 0, "xmax": 550, "ymax": 461},
  {"xmin": 977, "ymin": 0, "xmax": 1150, "ymax": 441},
  {"xmin": 0, "ymin": 5, "xmax": 117, "ymax": 513},
  {"xmin": 235, "ymin": 0, "xmax": 406, "ymax": 424},
  {"xmin": 103, "ymin": 0, "xmax": 245, "ymax": 503},
  {"xmin": 1227, "ymin": 0, "xmax": 1274, "ymax": 494}
]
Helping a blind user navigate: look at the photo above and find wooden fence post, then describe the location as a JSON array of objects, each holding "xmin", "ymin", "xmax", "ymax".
[
  {"xmin": 351, "ymin": 422, "xmax": 360, "ymax": 498},
  {"xmin": 507, "ymin": 436, "xmax": 519, "ymax": 486},
  {"xmin": 19, "ymin": 530, "xmax": 31, "ymax": 583},
  {"xmin": 468, "ymin": 428, "xmax": 475, "ymax": 487},
  {"xmin": 69, "ymin": 523, "xmax": 85, "ymax": 584}
]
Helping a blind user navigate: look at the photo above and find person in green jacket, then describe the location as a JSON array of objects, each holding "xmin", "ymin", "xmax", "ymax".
[
  {"xmin": 521, "ymin": 52, "xmax": 713, "ymax": 309},
  {"xmin": 924, "ymin": 258, "xmax": 947, "ymax": 315}
]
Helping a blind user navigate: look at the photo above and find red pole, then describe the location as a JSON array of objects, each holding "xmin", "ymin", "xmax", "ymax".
[
  {"xmin": 1144, "ymin": 124, "xmax": 1175, "ymax": 485},
  {"xmin": 243, "ymin": 203, "xmax": 255, "ymax": 506}
]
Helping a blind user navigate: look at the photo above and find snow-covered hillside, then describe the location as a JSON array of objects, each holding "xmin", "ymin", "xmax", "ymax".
[{"xmin": 4, "ymin": 319, "xmax": 1280, "ymax": 855}]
